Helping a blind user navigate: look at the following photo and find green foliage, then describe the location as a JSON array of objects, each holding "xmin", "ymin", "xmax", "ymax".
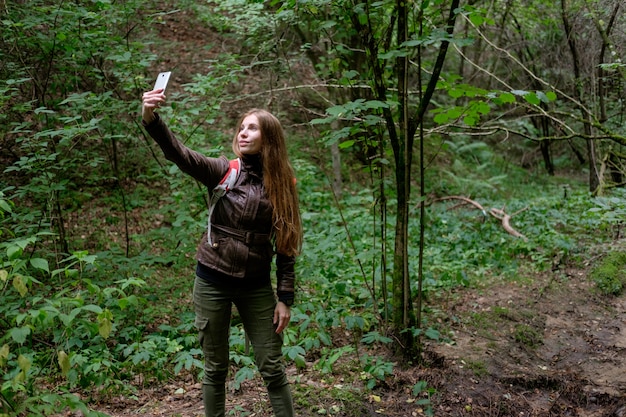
[
  {"xmin": 227, "ymin": 327, "xmax": 258, "ymax": 391},
  {"xmin": 589, "ymin": 251, "xmax": 626, "ymax": 296},
  {"xmin": 1, "ymin": 0, "xmax": 159, "ymax": 258},
  {"xmin": 315, "ymin": 346, "xmax": 354, "ymax": 375},
  {"xmin": 4, "ymin": 143, "xmax": 173, "ymax": 416},
  {"xmin": 2, "ymin": 0, "xmax": 626, "ymax": 414},
  {"xmin": 0, "ymin": 199, "xmax": 203, "ymax": 414},
  {"xmin": 0, "ymin": 1, "xmax": 210, "ymax": 411},
  {"xmin": 430, "ymin": 81, "xmax": 558, "ymax": 127},
  {"xmin": 0, "ymin": 225, "xmax": 135, "ymax": 413},
  {"xmin": 588, "ymin": 189, "xmax": 626, "ymax": 231},
  {"xmin": 412, "ymin": 380, "xmax": 436, "ymax": 416},
  {"xmin": 359, "ymin": 354, "xmax": 394, "ymax": 390}
]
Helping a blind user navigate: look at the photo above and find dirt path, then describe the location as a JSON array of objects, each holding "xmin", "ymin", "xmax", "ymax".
[{"xmin": 429, "ymin": 267, "xmax": 626, "ymax": 416}]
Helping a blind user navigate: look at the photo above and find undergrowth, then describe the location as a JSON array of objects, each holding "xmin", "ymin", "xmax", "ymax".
[{"xmin": 2, "ymin": 141, "xmax": 621, "ymax": 415}]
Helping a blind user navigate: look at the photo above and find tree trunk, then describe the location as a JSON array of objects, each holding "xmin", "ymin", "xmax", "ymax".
[
  {"xmin": 540, "ymin": 140, "xmax": 554, "ymax": 176},
  {"xmin": 330, "ymin": 120, "xmax": 343, "ymax": 199},
  {"xmin": 391, "ymin": 0, "xmax": 415, "ymax": 356},
  {"xmin": 561, "ymin": 0, "xmax": 600, "ymax": 193}
]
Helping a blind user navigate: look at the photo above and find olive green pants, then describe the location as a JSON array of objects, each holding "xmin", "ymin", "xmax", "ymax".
[{"xmin": 193, "ymin": 276, "xmax": 294, "ymax": 417}]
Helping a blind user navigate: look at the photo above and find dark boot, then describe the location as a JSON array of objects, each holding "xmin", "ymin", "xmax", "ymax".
[
  {"xmin": 267, "ymin": 384, "xmax": 294, "ymax": 417},
  {"xmin": 202, "ymin": 383, "xmax": 226, "ymax": 417}
]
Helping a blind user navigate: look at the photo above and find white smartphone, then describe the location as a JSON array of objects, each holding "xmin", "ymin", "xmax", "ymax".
[{"xmin": 153, "ymin": 71, "xmax": 171, "ymax": 92}]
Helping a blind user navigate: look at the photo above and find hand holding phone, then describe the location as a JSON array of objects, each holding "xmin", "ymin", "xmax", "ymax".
[
  {"xmin": 142, "ymin": 73, "xmax": 170, "ymax": 123},
  {"xmin": 153, "ymin": 71, "xmax": 171, "ymax": 92}
]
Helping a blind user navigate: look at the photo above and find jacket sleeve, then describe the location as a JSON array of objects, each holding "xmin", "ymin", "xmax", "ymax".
[
  {"xmin": 143, "ymin": 114, "xmax": 226, "ymax": 187},
  {"xmin": 276, "ymin": 253, "xmax": 296, "ymax": 305}
]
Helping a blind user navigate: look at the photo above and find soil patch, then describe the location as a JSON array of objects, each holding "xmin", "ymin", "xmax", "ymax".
[{"xmin": 428, "ymin": 266, "xmax": 626, "ymax": 416}]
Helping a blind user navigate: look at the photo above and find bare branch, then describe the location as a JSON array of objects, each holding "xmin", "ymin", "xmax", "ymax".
[{"xmin": 431, "ymin": 196, "xmax": 528, "ymax": 241}]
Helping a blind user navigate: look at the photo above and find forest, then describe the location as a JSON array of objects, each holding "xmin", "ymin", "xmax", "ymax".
[{"xmin": 1, "ymin": 0, "xmax": 625, "ymax": 416}]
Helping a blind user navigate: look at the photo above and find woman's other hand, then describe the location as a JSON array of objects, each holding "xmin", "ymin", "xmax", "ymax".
[
  {"xmin": 273, "ymin": 302, "xmax": 291, "ymax": 334},
  {"xmin": 141, "ymin": 89, "xmax": 166, "ymax": 124}
]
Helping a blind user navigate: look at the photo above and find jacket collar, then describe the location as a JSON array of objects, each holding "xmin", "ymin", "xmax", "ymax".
[{"xmin": 241, "ymin": 154, "xmax": 263, "ymax": 178}]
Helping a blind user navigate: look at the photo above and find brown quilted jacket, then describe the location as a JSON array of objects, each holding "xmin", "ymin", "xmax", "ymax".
[{"xmin": 143, "ymin": 114, "xmax": 296, "ymax": 295}]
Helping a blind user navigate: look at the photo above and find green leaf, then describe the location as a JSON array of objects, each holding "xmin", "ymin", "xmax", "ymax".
[
  {"xmin": 498, "ymin": 92, "xmax": 516, "ymax": 104},
  {"xmin": 97, "ymin": 309, "xmax": 113, "ymax": 339},
  {"xmin": 34, "ymin": 107, "xmax": 55, "ymax": 114},
  {"xmin": 402, "ymin": 39, "xmax": 425, "ymax": 47},
  {"xmin": 524, "ymin": 92, "xmax": 541, "ymax": 106},
  {"xmin": 0, "ymin": 199, "xmax": 12, "ymax": 213},
  {"xmin": 0, "ymin": 344, "xmax": 9, "ymax": 366},
  {"xmin": 17, "ymin": 354, "xmax": 31, "ymax": 372},
  {"xmin": 339, "ymin": 140, "xmax": 355, "ymax": 149},
  {"xmin": 294, "ymin": 354, "xmax": 306, "ymax": 368},
  {"xmin": 233, "ymin": 366, "xmax": 256, "ymax": 389},
  {"xmin": 326, "ymin": 104, "xmax": 345, "ymax": 117},
  {"xmin": 342, "ymin": 70, "xmax": 359, "ymax": 79},
  {"xmin": 284, "ymin": 345, "xmax": 305, "ymax": 360},
  {"xmin": 131, "ymin": 351, "xmax": 151, "ymax": 365},
  {"xmin": 412, "ymin": 380, "xmax": 428, "ymax": 396},
  {"xmin": 10, "ymin": 326, "xmax": 31, "ymax": 344},
  {"xmin": 448, "ymin": 88, "xmax": 464, "ymax": 98},
  {"xmin": 433, "ymin": 113, "xmax": 449, "ymax": 124},
  {"xmin": 98, "ymin": 317, "xmax": 112, "ymax": 339},
  {"xmin": 536, "ymin": 91, "xmax": 552, "ymax": 104},
  {"xmin": 469, "ymin": 13, "xmax": 484, "ymax": 26},
  {"xmin": 13, "ymin": 275, "xmax": 28, "ymax": 296},
  {"xmin": 58, "ymin": 350, "xmax": 71, "ymax": 376},
  {"xmin": 447, "ymin": 107, "xmax": 463, "ymax": 119},
  {"xmin": 118, "ymin": 295, "xmax": 139, "ymax": 309},
  {"xmin": 475, "ymin": 101, "xmax": 491, "ymax": 114},
  {"xmin": 364, "ymin": 100, "xmax": 388, "ymax": 110},
  {"xmin": 425, "ymin": 327, "xmax": 440, "ymax": 340},
  {"xmin": 30, "ymin": 258, "xmax": 49, "ymax": 272},
  {"xmin": 309, "ymin": 117, "xmax": 331, "ymax": 125},
  {"xmin": 7, "ymin": 245, "xmax": 22, "ymax": 260},
  {"xmin": 65, "ymin": 268, "xmax": 79, "ymax": 278},
  {"xmin": 463, "ymin": 115, "xmax": 477, "ymax": 126},
  {"xmin": 534, "ymin": 91, "xmax": 558, "ymax": 103},
  {"xmin": 83, "ymin": 304, "xmax": 103, "ymax": 314},
  {"xmin": 378, "ymin": 49, "xmax": 406, "ymax": 60},
  {"xmin": 60, "ymin": 308, "xmax": 82, "ymax": 327},
  {"xmin": 361, "ymin": 331, "xmax": 393, "ymax": 344}
]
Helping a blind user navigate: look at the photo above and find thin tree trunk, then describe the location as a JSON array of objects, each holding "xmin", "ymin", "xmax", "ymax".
[
  {"xmin": 561, "ymin": 0, "xmax": 600, "ymax": 193},
  {"xmin": 330, "ymin": 121, "xmax": 343, "ymax": 199},
  {"xmin": 393, "ymin": 0, "xmax": 415, "ymax": 355},
  {"xmin": 54, "ymin": 191, "xmax": 69, "ymax": 255}
]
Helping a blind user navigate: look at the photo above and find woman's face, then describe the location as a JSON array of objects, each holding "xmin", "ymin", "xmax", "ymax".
[{"xmin": 237, "ymin": 114, "xmax": 263, "ymax": 155}]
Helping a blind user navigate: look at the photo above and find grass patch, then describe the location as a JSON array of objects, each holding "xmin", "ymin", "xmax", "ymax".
[
  {"xmin": 293, "ymin": 381, "xmax": 366, "ymax": 415},
  {"xmin": 465, "ymin": 360, "xmax": 488, "ymax": 377},
  {"xmin": 590, "ymin": 251, "xmax": 626, "ymax": 296},
  {"xmin": 513, "ymin": 324, "xmax": 543, "ymax": 349}
]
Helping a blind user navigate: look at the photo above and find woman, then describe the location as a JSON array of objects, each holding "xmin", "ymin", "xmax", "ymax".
[{"xmin": 141, "ymin": 88, "xmax": 302, "ymax": 417}]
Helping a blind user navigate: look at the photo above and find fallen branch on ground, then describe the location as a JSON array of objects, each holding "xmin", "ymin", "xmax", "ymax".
[{"xmin": 431, "ymin": 196, "xmax": 528, "ymax": 241}]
